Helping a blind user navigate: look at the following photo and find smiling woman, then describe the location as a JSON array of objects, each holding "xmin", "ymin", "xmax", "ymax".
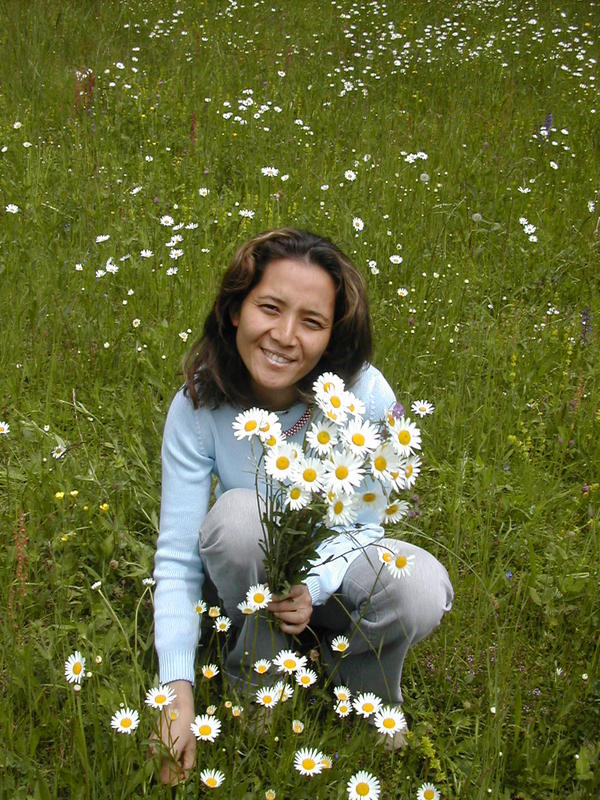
[{"xmin": 153, "ymin": 228, "xmax": 453, "ymax": 784}]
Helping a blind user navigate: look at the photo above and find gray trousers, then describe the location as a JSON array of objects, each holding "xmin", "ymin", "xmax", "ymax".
[{"xmin": 199, "ymin": 488, "xmax": 453, "ymax": 704}]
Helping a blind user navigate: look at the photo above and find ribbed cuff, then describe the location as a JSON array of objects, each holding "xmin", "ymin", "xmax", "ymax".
[
  {"xmin": 304, "ymin": 575, "xmax": 324, "ymax": 606},
  {"xmin": 158, "ymin": 648, "xmax": 197, "ymax": 685}
]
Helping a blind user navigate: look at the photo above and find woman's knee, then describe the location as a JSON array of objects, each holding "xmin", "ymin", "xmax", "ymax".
[{"xmin": 199, "ymin": 488, "xmax": 263, "ymax": 555}]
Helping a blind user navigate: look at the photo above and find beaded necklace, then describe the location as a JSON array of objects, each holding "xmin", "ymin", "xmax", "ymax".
[{"xmin": 282, "ymin": 406, "xmax": 312, "ymax": 439}]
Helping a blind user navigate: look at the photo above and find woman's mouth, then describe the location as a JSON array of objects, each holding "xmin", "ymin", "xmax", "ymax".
[{"xmin": 262, "ymin": 348, "xmax": 294, "ymax": 365}]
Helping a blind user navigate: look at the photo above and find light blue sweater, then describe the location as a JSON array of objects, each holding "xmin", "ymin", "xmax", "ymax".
[{"xmin": 153, "ymin": 364, "xmax": 396, "ymax": 684}]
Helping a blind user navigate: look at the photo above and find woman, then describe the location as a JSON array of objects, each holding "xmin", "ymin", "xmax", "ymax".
[{"xmin": 153, "ymin": 228, "xmax": 453, "ymax": 784}]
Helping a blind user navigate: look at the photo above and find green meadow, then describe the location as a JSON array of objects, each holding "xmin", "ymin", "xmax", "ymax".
[{"xmin": 1, "ymin": 0, "xmax": 599, "ymax": 797}]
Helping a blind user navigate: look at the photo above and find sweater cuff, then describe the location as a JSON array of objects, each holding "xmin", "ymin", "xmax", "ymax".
[
  {"xmin": 158, "ymin": 648, "xmax": 197, "ymax": 685},
  {"xmin": 304, "ymin": 575, "xmax": 325, "ymax": 607}
]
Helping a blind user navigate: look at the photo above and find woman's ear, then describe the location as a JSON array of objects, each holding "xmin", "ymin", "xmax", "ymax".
[{"xmin": 230, "ymin": 307, "xmax": 240, "ymax": 327}]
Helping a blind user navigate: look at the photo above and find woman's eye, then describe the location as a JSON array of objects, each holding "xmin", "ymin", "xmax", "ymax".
[
  {"xmin": 305, "ymin": 319, "xmax": 322, "ymax": 329},
  {"xmin": 261, "ymin": 304, "xmax": 278, "ymax": 313}
]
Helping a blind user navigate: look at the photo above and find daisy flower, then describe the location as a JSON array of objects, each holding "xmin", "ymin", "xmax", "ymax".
[
  {"xmin": 200, "ymin": 769, "xmax": 225, "ymax": 788},
  {"xmin": 294, "ymin": 747, "xmax": 325, "ymax": 776},
  {"xmin": 383, "ymin": 499, "xmax": 410, "ymax": 524},
  {"xmin": 231, "ymin": 705, "xmax": 243, "ymax": 717},
  {"xmin": 387, "ymin": 416, "xmax": 421, "ymax": 457},
  {"xmin": 331, "ymin": 635, "xmax": 350, "ymax": 654},
  {"xmin": 315, "ymin": 389, "xmax": 350, "ymax": 425},
  {"xmin": 0, "ymin": 421, "xmax": 10, "ymax": 435},
  {"xmin": 214, "ymin": 616, "xmax": 232, "ymax": 632},
  {"xmin": 258, "ymin": 411, "xmax": 282, "ymax": 442},
  {"xmin": 284, "ymin": 484, "xmax": 311, "ymax": 510},
  {"xmin": 321, "ymin": 755, "xmax": 333, "ymax": 770},
  {"xmin": 232, "ymin": 408, "xmax": 264, "ymax": 440},
  {"xmin": 65, "ymin": 651, "xmax": 85, "ymax": 684},
  {"xmin": 255, "ymin": 687, "xmax": 279, "ymax": 708},
  {"xmin": 246, "ymin": 583, "xmax": 272, "ymax": 610},
  {"xmin": 292, "ymin": 456, "xmax": 325, "ymax": 492},
  {"xmin": 295, "ymin": 668, "xmax": 318, "ymax": 688},
  {"xmin": 335, "ymin": 700, "xmax": 352, "ymax": 717},
  {"xmin": 344, "ymin": 169, "xmax": 357, "ymax": 181},
  {"xmin": 326, "ymin": 492, "xmax": 358, "ymax": 526},
  {"xmin": 400, "ymin": 455, "xmax": 421, "ymax": 489},
  {"xmin": 145, "ymin": 685, "xmax": 176, "ymax": 708},
  {"xmin": 264, "ymin": 443, "xmax": 297, "ymax": 480},
  {"xmin": 353, "ymin": 692, "xmax": 382, "ymax": 718},
  {"xmin": 110, "ymin": 707, "xmax": 139, "ymax": 734},
  {"xmin": 313, "ymin": 371, "xmax": 345, "ymax": 396},
  {"xmin": 273, "ymin": 681, "xmax": 294, "ymax": 702},
  {"xmin": 194, "ymin": 599, "xmax": 207, "ymax": 615},
  {"xmin": 347, "ymin": 770, "xmax": 380, "ymax": 800},
  {"xmin": 237, "ymin": 601, "xmax": 255, "ymax": 615},
  {"xmin": 323, "ymin": 449, "xmax": 365, "ymax": 494},
  {"xmin": 373, "ymin": 706, "xmax": 407, "ymax": 736},
  {"xmin": 201, "ymin": 663, "xmax": 220, "ymax": 679},
  {"xmin": 352, "ymin": 216, "xmax": 364, "ymax": 231},
  {"xmin": 342, "ymin": 419, "xmax": 381, "ymax": 456},
  {"xmin": 253, "ymin": 659, "xmax": 271, "ymax": 675},
  {"xmin": 370, "ymin": 442, "xmax": 401, "ymax": 482},
  {"xmin": 417, "ymin": 783, "xmax": 440, "ymax": 800},
  {"xmin": 208, "ymin": 606, "xmax": 221, "ymax": 618},
  {"xmin": 306, "ymin": 420, "xmax": 338, "ymax": 454},
  {"xmin": 292, "ymin": 719, "xmax": 304, "ymax": 733},
  {"xmin": 333, "ymin": 685, "xmax": 352, "ymax": 701},
  {"xmin": 354, "ymin": 487, "xmax": 387, "ymax": 522},
  {"xmin": 190, "ymin": 714, "xmax": 221, "ymax": 742},
  {"xmin": 384, "ymin": 552, "xmax": 415, "ymax": 579},
  {"xmin": 411, "ymin": 399, "xmax": 434, "ymax": 417},
  {"xmin": 344, "ymin": 392, "xmax": 366, "ymax": 418},
  {"xmin": 265, "ymin": 790, "xmax": 276, "ymax": 800},
  {"xmin": 273, "ymin": 649, "xmax": 307, "ymax": 674}
]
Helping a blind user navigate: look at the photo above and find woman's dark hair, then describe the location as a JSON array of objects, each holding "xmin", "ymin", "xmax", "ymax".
[{"xmin": 183, "ymin": 228, "xmax": 372, "ymax": 407}]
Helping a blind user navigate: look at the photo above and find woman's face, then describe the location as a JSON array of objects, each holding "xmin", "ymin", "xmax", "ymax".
[{"xmin": 231, "ymin": 258, "xmax": 336, "ymax": 409}]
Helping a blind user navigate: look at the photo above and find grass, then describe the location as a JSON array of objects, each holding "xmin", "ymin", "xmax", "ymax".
[{"xmin": 0, "ymin": 0, "xmax": 599, "ymax": 797}]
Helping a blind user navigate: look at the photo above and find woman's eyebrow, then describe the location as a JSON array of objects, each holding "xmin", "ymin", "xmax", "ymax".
[{"xmin": 255, "ymin": 293, "xmax": 332, "ymax": 322}]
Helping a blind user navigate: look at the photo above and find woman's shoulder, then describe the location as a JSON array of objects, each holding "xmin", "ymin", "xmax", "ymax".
[{"xmin": 349, "ymin": 364, "xmax": 396, "ymax": 418}]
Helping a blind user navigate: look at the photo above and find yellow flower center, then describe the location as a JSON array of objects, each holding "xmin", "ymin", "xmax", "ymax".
[
  {"xmin": 199, "ymin": 724, "xmax": 211, "ymax": 736},
  {"xmin": 337, "ymin": 642, "xmax": 348, "ymax": 651},
  {"xmin": 253, "ymin": 593, "xmax": 265, "ymax": 604},
  {"xmin": 265, "ymin": 435, "xmax": 277, "ymax": 446},
  {"xmin": 317, "ymin": 431, "xmax": 330, "ymax": 444},
  {"xmin": 283, "ymin": 658, "xmax": 296, "ymax": 670},
  {"xmin": 155, "ymin": 694, "xmax": 166, "ymax": 704},
  {"xmin": 331, "ymin": 395, "xmax": 341, "ymax": 408},
  {"xmin": 382, "ymin": 551, "xmax": 393, "ymax": 563},
  {"xmin": 335, "ymin": 465, "xmax": 349, "ymax": 480},
  {"xmin": 169, "ymin": 710, "xmax": 178, "ymax": 720},
  {"xmin": 374, "ymin": 456, "xmax": 387, "ymax": 471},
  {"xmin": 244, "ymin": 420, "xmax": 257, "ymax": 432},
  {"xmin": 383, "ymin": 718, "xmax": 395, "ymax": 729},
  {"xmin": 398, "ymin": 430, "xmax": 411, "ymax": 445},
  {"xmin": 356, "ymin": 782, "xmax": 370, "ymax": 796},
  {"xmin": 340, "ymin": 704, "xmax": 348, "ymax": 712},
  {"xmin": 363, "ymin": 703, "xmax": 374, "ymax": 713},
  {"xmin": 424, "ymin": 792, "xmax": 435, "ymax": 800},
  {"xmin": 303, "ymin": 468, "xmax": 317, "ymax": 482},
  {"xmin": 290, "ymin": 487, "xmax": 301, "ymax": 500},
  {"xmin": 395, "ymin": 555, "xmax": 407, "ymax": 569},
  {"xmin": 387, "ymin": 504, "xmax": 398, "ymax": 515},
  {"xmin": 206, "ymin": 777, "xmax": 217, "ymax": 787},
  {"xmin": 406, "ymin": 464, "xmax": 413, "ymax": 477},
  {"xmin": 363, "ymin": 492, "xmax": 376, "ymax": 503},
  {"xmin": 120, "ymin": 719, "xmax": 132, "ymax": 728},
  {"xmin": 276, "ymin": 456, "xmax": 290, "ymax": 470},
  {"xmin": 263, "ymin": 694, "xmax": 273, "ymax": 704},
  {"xmin": 301, "ymin": 676, "xmax": 310, "ymax": 684},
  {"xmin": 334, "ymin": 501, "xmax": 344, "ymax": 515},
  {"xmin": 302, "ymin": 758, "xmax": 315, "ymax": 771},
  {"xmin": 73, "ymin": 663, "xmax": 82, "ymax": 675},
  {"xmin": 257, "ymin": 664, "xmax": 267, "ymax": 673},
  {"xmin": 323, "ymin": 381, "xmax": 333, "ymax": 391},
  {"xmin": 352, "ymin": 432, "xmax": 365, "ymax": 446}
]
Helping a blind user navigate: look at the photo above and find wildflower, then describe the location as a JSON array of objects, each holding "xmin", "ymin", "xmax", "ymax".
[
  {"xmin": 145, "ymin": 685, "xmax": 176, "ymax": 708},
  {"xmin": 292, "ymin": 719, "xmax": 304, "ymax": 733},
  {"xmin": 238, "ymin": 208, "xmax": 255, "ymax": 218},
  {"xmin": 387, "ymin": 416, "xmax": 421, "ymax": 457},
  {"xmin": 246, "ymin": 583, "xmax": 273, "ymax": 610},
  {"xmin": 160, "ymin": 215, "xmax": 174, "ymax": 226},
  {"xmin": 206, "ymin": 705, "xmax": 217, "ymax": 715},
  {"xmin": 254, "ymin": 659, "xmax": 271, "ymax": 674},
  {"xmin": 194, "ymin": 599, "xmax": 207, "ymax": 615},
  {"xmin": 335, "ymin": 700, "xmax": 352, "ymax": 717},
  {"xmin": 321, "ymin": 755, "xmax": 333, "ymax": 769},
  {"xmin": 353, "ymin": 692, "xmax": 382, "ymax": 718},
  {"xmin": 208, "ymin": 606, "xmax": 220, "ymax": 618},
  {"xmin": 110, "ymin": 708, "xmax": 139, "ymax": 734},
  {"xmin": 264, "ymin": 443, "xmax": 297, "ymax": 480},
  {"xmin": 200, "ymin": 769, "xmax": 225, "ymax": 788},
  {"xmin": 347, "ymin": 771, "xmax": 380, "ymax": 799},
  {"xmin": 52, "ymin": 445, "xmax": 66, "ymax": 459},
  {"xmin": 231, "ymin": 705, "xmax": 243, "ymax": 717},
  {"xmin": 91, "ymin": 580, "xmax": 101, "ymax": 590},
  {"xmin": 237, "ymin": 601, "xmax": 255, "ymax": 614},
  {"xmin": 255, "ymin": 687, "xmax": 279, "ymax": 708},
  {"xmin": 214, "ymin": 616, "xmax": 231, "ymax": 632},
  {"xmin": 55, "ymin": 491, "xmax": 65, "ymax": 500},
  {"xmin": 99, "ymin": 503, "xmax": 109, "ymax": 513},
  {"xmin": 190, "ymin": 714, "xmax": 221, "ymax": 742},
  {"xmin": 261, "ymin": 166, "xmax": 279, "ymax": 176},
  {"xmin": 292, "ymin": 456, "xmax": 325, "ymax": 492},
  {"xmin": 198, "ymin": 187, "xmax": 210, "ymax": 196},
  {"xmin": 333, "ymin": 685, "xmax": 351, "ymax": 701},
  {"xmin": 5, "ymin": 204, "xmax": 18, "ymax": 214},
  {"xmin": 273, "ymin": 649, "xmax": 307, "ymax": 674},
  {"xmin": 550, "ymin": 160, "xmax": 558, "ymax": 170},
  {"xmin": 344, "ymin": 170, "xmax": 357, "ymax": 181},
  {"xmin": 202, "ymin": 663, "xmax": 220, "ymax": 679},
  {"xmin": 95, "ymin": 234, "xmax": 110, "ymax": 243},
  {"xmin": 265, "ymin": 790, "xmax": 276, "ymax": 800},
  {"xmin": 373, "ymin": 706, "xmax": 407, "ymax": 736},
  {"xmin": 273, "ymin": 680, "xmax": 294, "ymax": 702},
  {"xmin": 400, "ymin": 455, "xmax": 421, "ymax": 489},
  {"xmin": 389, "ymin": 254, "xmax": 403, "ymax": 265},
  {"xmin": 352, "ymin": 217, "xmax": 364, "ymax": 231},
  {"xmin": 306, "ymin": 420, "xmax": 338, "ymax": 454},
  {"xmin": 295, "ymin": 668, "xmax": 317, "ymax": 687},
  {"xmin": 140, "ymin": 249, "xmax": 153, "ymax": 258},
  {"xmin": 397, "ymin": 287, "xmax": 408, "ymax": 297},
  {"xmin": 65, "ymin": 651, "xmax": 85, "ymax": 684},
  {"xmin": 417, "ymin": 783, "xmax": 440, "ymax": 800},
  {"xmin": 284, "ymin": 484, "xmax": 311, "ymax": 510},
  {"xmin": 342, "ymin": 419, "xmax": 381, "ymax": 457},
  {"xmin": 142, "ymin": 577, "xmax": 155, "ymax": 586},
  {"xmin": 323, "ymin": 449, "xmax": 364, "ymax": 494},
  {"xmin": 331, "ymin": 635, "xmax": 350, "ymax": 653},
  {"xmin": 411, "ymin": 399, "xmax": 434, "ymax": 417},
  {"xmin": 132, "ymin": 318, "xmax": 141, "ymax": 328},
  {"xmin": 326, "ymin": 493, "xmax": 358, "ymax": 526},
  {"xmin": 294, "ymin": 747, "xmax": 325, "ymax": 776},
  {"xmin": 385, "ymin": 551, "xmax": 415, "ymax": 579}
]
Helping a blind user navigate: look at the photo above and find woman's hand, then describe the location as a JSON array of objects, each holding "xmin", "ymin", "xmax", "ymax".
[
  {"xmin": 268, "ymin": 583, "xmax": 313, "ymax": 635},
  {"xmin": 153, "ymin": 679, "xmax": 196, "ymax": 785}
]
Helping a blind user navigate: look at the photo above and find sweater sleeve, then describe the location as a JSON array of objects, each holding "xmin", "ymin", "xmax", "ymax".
[
  {"xmin": 304, "ymin": 365, "xmax": 397, "ymax": 606},
  {"xmin": 153, "ymin": 388, "xmax": 214, "ymax": 684}
]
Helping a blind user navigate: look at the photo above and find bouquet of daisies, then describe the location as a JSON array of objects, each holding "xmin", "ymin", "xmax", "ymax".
[{"xmin": 232, "ymin": 372, "xmax": 424, "ymax": 597}]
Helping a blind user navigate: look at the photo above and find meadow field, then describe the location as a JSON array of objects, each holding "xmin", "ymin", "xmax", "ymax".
[{"xmin": 1, "ymin": 0, "xmax": 599, "ymax": 797}]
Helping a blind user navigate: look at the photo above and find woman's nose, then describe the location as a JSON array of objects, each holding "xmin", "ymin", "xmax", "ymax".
[{"xmin": 272, "ymin": 314, "xmax": 296, "ymax": 344}]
